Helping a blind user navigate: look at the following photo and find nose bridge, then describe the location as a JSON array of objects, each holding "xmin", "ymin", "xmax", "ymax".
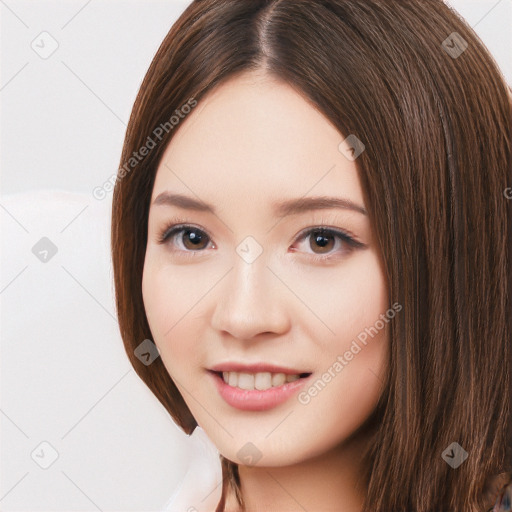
[{"xmin": 211, "ymin": 247, "xmax": 289, "ymax": 339}]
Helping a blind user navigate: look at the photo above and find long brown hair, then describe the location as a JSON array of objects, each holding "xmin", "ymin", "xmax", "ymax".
[{"xmin": 111, "ymin": 1, "xmax": 512, "ymax": 510}]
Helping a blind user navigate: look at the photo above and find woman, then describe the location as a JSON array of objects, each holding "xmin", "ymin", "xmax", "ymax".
[{"xmin": 111, "ymin": 1, "xmax": 512, "ymax": 510}]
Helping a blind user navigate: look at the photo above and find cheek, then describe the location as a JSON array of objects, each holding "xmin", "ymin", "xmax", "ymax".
[
  {"xmin": 331, "ymin": 250, "xmax": 389, "ymax": 347},
  {"xmin": 325, "ymin": 250, "xmax": 389, "ymax": 393},
  {"xmin": 288, "ymin": 248, "xmax": 388, "ymax": 347},
  {"xmin": 295, "ymin": 250, "xmax": 389, "ymax": 445},
  {"xmin": 141, "ymin": 257, "xmax": 201, "ymax": 371}
]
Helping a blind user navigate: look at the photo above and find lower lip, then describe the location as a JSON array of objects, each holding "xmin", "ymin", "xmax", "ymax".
[{"xmin": 209, "ymin": 371, "xmax": 312, "ymax": 411}]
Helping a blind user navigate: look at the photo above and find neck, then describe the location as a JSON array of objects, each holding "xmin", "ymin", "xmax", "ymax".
[{"xmin": 224, "ymin": 428, "xmax": 371, "ymax": 512}]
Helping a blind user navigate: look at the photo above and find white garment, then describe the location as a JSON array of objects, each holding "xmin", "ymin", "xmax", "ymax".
[{"xmin": 162, "ymin": 427, "xmax": 223, "ymax": 512}]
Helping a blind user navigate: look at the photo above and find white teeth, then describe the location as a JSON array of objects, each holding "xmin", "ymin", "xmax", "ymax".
[
  {"xmin": 220, "ymin": 371, "xmax": 304, "ymax": 390},
  {"xmin": 228, "ymin": 372, "xmax": 237, "ymax": 387},
  {"xmin": 255, "ymin": 372, "xmax": 272, "ymax": 390},
  {"xmin": 237, "ymin": 373, "xmax": 254, "ymax": 390},
  {"xmin": 272, "ymin": 373, "xmax": 286, "ymax": 387}
]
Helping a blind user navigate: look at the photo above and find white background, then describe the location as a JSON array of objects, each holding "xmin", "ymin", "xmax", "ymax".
[{"xmin": 1, "ymin": 1, "xmax": 511, "ymax": 510}]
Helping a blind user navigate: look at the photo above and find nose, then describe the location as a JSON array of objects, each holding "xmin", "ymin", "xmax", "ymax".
[{"xmin": 210, "ymin": 255, "xmax": 291, "ymax": 341}]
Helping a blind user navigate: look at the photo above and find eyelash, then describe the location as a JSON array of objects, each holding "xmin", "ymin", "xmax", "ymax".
[{"xmin": 156, "ymin": 220, "xmax": 365, "ymax": 263}]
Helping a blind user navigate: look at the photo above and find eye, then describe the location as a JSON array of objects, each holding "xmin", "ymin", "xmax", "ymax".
[
  {"xmin": 156, "ymin": 221, "xmax": 366, "ymax": 262},
  {"xmin": 291, "ymin": 227, "xmax": 366, "ymax": 262},
  {"xmin": 157, "ymin": 223, "xmax": 213, "ymax": 254}
]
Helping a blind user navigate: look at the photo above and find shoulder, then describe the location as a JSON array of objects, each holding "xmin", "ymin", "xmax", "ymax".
[
  {"xmin": 491, "ymin": 478, "xmax": 512, "ymax": 512},
  {"xmin": 162, "ymin": 482, "xmax": 222, "ymax": 511}
]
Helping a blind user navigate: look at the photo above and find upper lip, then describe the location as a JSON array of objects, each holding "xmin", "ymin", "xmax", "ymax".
[{"xmin": 208, "ymin": 362, "xmax": 312, "ymax": 375}]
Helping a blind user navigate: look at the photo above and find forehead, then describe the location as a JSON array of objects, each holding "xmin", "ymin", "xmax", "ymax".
[{"xmin": 152, "ymin": 71, "xmax": 365, "ymax": 216}]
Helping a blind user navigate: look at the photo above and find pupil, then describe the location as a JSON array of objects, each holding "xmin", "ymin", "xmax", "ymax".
[
  {"xmin": 185, "ymin": 229, "xmax": 204, "ymax": 248},
  {"xmin": 315, "ymin": 234, "xmax": 328, "ymax": 247},
  {"xmin": 313, "ymin": 231, "xmax": 334, "ymax": 253}
]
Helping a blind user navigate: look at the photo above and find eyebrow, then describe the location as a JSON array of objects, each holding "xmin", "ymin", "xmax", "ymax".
[{"xmin": 152, "ymin": 192, "xmax": 367, "ymax": 216}]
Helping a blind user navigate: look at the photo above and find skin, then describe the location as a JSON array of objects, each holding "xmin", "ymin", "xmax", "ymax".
[{"xmin": 142, "ymin": 69, "xmax": 390, "ymax": 512}]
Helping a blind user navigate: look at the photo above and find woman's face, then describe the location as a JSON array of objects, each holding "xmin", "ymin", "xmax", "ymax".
[{"xmin": 142, "ymin": 70, "xmax": 390, "ymax": 466}]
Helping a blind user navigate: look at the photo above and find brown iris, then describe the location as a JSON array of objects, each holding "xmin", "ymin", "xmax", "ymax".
[
  {"xmin": 181, "ymin": 228, "xmax": 209, "ymax": 250},
  {"xmin": 310, "ymin": 229, "xmax": 335, "ymax": 254}
]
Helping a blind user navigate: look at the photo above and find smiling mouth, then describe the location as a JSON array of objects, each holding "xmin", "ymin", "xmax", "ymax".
[{"xmin": 211, "ymin": 370, "xmax": 312, "ymax": 391}]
